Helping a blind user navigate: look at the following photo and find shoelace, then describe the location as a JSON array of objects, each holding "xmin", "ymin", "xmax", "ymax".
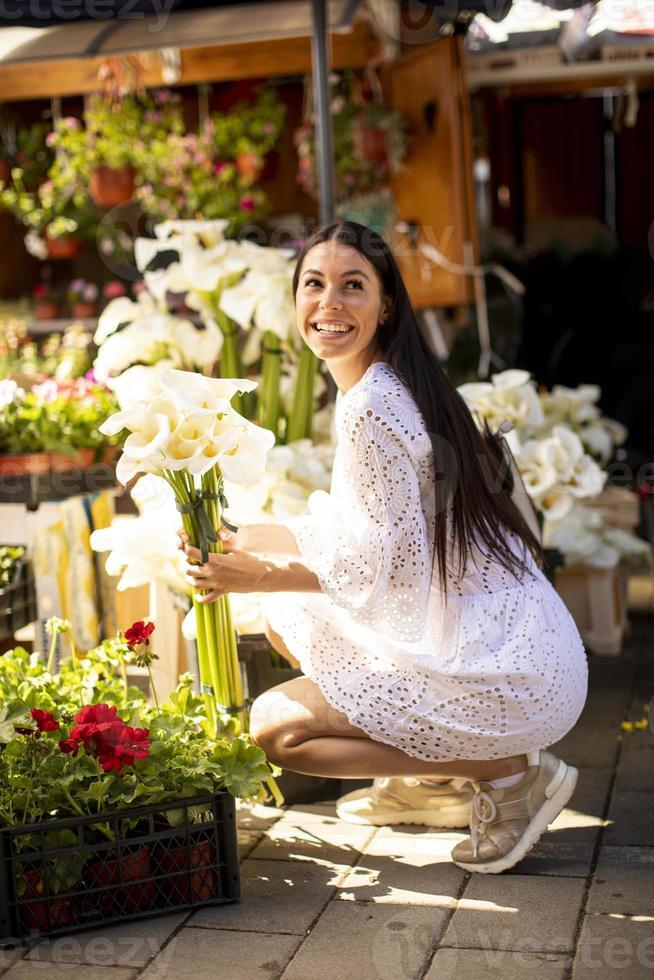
[{"xmin": 470, "ymin": 788, "xmax": 498, "ymax": 858}]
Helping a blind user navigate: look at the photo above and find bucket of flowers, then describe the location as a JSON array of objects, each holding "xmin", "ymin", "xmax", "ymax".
[{"xmin": 0, "ymin": 619, "xmax": 274, "ymax": 943}]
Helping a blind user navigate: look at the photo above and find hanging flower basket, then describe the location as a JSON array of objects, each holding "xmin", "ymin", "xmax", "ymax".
[
  {"xmin": 89, "ymin": 166, "xmax": 136, "ymax": 208},
  {"xmin": 44, "ymin": 233, "xmax": 81, "ymax": 260},
  {"xmin": 235, "ymin": 151, "xmax": 263, "ymax": 185},
  {"xmin": 353, "ymin": 122, "xmax": 388, "ymax": 164}
]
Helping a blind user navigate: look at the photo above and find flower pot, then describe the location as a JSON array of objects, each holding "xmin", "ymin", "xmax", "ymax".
[
  {"xmin": 353, "ymin": 123, "xmax": 387, "ymax": 164},
  {"xmin": 71, "ymin": 301, "xmax": 98, "ymax": 319},
  {"xmin": 235, "ymin": 151, "xmax": 263, "ymax": 184},
  {"xmin": 47, "ymin": 452, "xmax": 80, "ymax": 473},
  {"xmin": 85, "ymin": 845, "xmax": 156, "ymax": 917},
  {"xmin": 19, "ymin": 870, "xmax": 77, "ymax": 933},
  {"xmin": 74, "ymin": 447, "xmax": 96, "ymax": 468},
  {"xmin": 89, "ymin": 166, "xmax": 135, "ymax": 208},
  {"xmin": 157, "ymin": 839, "xmax": 217, "ymax": 905},
  {"xmin": 34, "ymin": 301, "xmax": 62, "ymax": 320},
  {"xmin": 44, "ymin": 234, "xmax": 81, "ymax": 260},
  {"xmin": 0, "ymin": 453, "xmax": 52, "ymax": 476}
]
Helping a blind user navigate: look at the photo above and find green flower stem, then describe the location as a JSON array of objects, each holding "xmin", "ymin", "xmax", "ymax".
[
  {"xmin": 287, "ymin": 344, "xmax": 318, "ymax": 442},
  {"xmin": 258, "ymin": 331, "xmax": 283, "ymax": 437},
  {"xmin": 46, "ymin": 631, "xmax": 58, "ymax": 675},
  {"xmin": 146, "ymin": 664, "xmax": 159, "ymax": 710},
  {"xmin": 213, "ymin": 307, "xmax": 244, "ymax": 415}
]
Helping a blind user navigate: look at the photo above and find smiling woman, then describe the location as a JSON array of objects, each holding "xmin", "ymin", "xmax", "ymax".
[{"xmin": 180, "ymin": 220, "xmax": 588, "ymax": 876}]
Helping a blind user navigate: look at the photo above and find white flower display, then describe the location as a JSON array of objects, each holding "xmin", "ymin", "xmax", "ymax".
[
  {"xmin": 93, "ymin": 291, "xmax": 222, "ymax": 384},
  {"xmin": 539, "ymin": 384, "xmax": 627, "ymax": 465},
  {"xmin": 544, "ymin": 502, "xmax": 651, "ymax": 570},
  {"xmin": 510, "ymin": 426, "xmax": 606, "ymax": 522},
  {"xmin": 458, "ymin": 369, "xmax": 545, "ymax": 437},
  {"xmin": 223, "ymin": 437, "xmax": 335, "ymax": 525}
]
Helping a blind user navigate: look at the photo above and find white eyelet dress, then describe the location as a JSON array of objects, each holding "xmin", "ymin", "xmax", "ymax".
[{"xmin": 261, "ymin": 362, "xmax": 588, "ymax": 761}]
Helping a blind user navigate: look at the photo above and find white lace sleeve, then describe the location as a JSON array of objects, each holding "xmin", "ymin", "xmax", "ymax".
[{"xmin": 282, "ymin": 400, "xmax": 433, "ymax": 642}]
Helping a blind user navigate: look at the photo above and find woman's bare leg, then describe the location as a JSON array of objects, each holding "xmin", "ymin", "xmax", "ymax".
[
  {"xmin": 250, "ymin": 677, "xmax": 527, "ymax": 782},
  {"xmin": 265, "ymin": 624, "xmax": 301, "ymax": 669}
]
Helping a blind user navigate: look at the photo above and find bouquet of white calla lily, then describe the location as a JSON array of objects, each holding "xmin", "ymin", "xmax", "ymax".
[
  {"xmin": 160, "ymin": 368, "xmax": 257, "ymax": 416},
  {"xmin": 107, "ymin": 362, "xmax": 174, "ymax": 410},
  {"xmin": 101, "ymin": 368, "xmax": 275, "ymax": 739}
]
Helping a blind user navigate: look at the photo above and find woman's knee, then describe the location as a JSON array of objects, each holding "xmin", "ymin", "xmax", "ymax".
[{"xmin": 249, "ymin": 689, "xmax": 308, "ymax": 765}]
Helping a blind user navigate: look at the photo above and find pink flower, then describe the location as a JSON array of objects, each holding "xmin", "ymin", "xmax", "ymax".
[
  {"xmin": 63, "ymin": 117, "xmax": 81, "ymax": 130},
  {"xmin": 45, "ymin": 132, "xmax": 57, "ymax": 148},
  {"xmin": 213, "ymin": 160, "xmax": 227, "ymax": 174},
  {"xmin": 239, "ymin": 196, "xmax": 256, "ymax": 212},
  {"xmin": 103, "ymin": 281, "xmax": 126, "ymax": 299},
  {"xmin": 33, "ymin": 283, "xmax": 48, "ymax": 298}
]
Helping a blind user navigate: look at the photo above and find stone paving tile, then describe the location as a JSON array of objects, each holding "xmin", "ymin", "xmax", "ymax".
[
  {"xmin": 250, "ymin": 809, "xmax": 374, "ymax": 865},
  {"xmin": 3, "ymin": 965, "xmax": 137, "ymax": 980},
  {"xmin": 189, "ymin": 859, "xmax": 341, "ymax": 935},
  {"xmin": 551, "ymin": 725, "xmax": 622, "ymax": 771},
  {"xmin": 236, "ymin": 802, "xmax": 284, "ymax": 833},
  {"xmin": 573, "ymin": 913, "xmax": 654, "ymax": 979},
  {"xmin": 337, "ymin": 831, "xmax": 466, "ymax": 907},
  {"xmin": 0, "ymin": 947, "xmax": 24, "ymax": 976},
  {"xmin": 614, "ymin": 735, "xmax": 654, "ymax": 792},
  {"xmin": 24, "ymin": 914, "xmax": 186, "ymax": 967},
  {"xmin": 139, "ymin": 926, "xmax": 300, "ymax": 980},
  {"xmin": 281, "ymin": 900, "xmax": 448, "ymax": 980},
  {"xmin": 238, "ymin": 829, "xmax": 264, "ymax": 859},
  {"xmin": 586, "ymin": 846, "xmax": 654, "ymax": 915},
  {"xmin": 442, "ymin": 875, "xmax": 586, "ymax": 953},
  {"xmin": 424, "ymin": 947, "xmax": 571, "ymax": 979},
  {"xmin": 604, "ymin": 791, "xmax": 654, "ymax": 846},
  {"xmin": 506, "ymin": 840, "xmax": 595, "ymax": 878}
]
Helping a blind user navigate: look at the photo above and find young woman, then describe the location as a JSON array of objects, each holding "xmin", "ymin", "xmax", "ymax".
[{"xmin": 180, "ymin": 221, "xmax": 588, "ymax": 874}]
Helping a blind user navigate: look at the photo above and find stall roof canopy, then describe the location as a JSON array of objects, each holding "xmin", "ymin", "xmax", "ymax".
[{"xmin": 0, "ymin": 0, "xmax": 362, "ymax": 65}]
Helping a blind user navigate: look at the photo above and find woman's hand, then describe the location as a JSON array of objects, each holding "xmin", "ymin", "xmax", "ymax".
[{"xmin": 178, "ymin": 530, "xmax": 272, "ymax": 603}]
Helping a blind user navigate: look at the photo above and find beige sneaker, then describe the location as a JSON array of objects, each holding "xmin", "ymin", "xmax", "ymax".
[
  {"xmin": 336, "ymin": 777, "xmax": 473, "ymax": 828},
  {"xmin": 451, "ymin": 750, "xmax": 578, "ymax": 874}
]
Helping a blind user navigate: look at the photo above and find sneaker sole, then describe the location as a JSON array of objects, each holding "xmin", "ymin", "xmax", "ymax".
[
  {"xmin": 336, "ymin": 803, "xmax": 472, "ymax": 829},
  {"xmin": 452, "ymin": 762, "xmax": 579, "ymax": 874}
]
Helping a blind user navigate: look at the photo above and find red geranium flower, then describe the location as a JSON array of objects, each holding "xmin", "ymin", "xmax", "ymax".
[
  {"xmin": 58, "ymin": 737, "xmax": 79, "ymax": 756},
  {"xmin": 17, "ymin": 708, "xmax": 60, "ymax": 738},
  {"xmin": 124, "ymin": 620, "xmax": 155, "ymax": 648},
  {"xmin": 31, "ymin": 708, "xmax": 61, "ymax": 733}
]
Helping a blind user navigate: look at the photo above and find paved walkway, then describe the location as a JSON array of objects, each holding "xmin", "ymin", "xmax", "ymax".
[{"xmin": 2, "ymin": 612, "xmax": 652, "ymax": 980}]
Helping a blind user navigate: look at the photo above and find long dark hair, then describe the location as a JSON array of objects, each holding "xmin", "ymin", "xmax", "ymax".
[{"xmin": 292, "ymin": 220, "xmax": 544, "ymax": 591}]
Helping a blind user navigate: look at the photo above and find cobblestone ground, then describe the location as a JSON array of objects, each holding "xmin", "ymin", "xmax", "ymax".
[{"xmin": 3, "ymin": 612, "xmax": 652, "ymax": 980}]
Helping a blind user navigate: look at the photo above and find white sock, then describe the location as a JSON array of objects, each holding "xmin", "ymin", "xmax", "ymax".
[{"xmin": 489, "ymin": 770, "xmax": 526, "ymax": 789}]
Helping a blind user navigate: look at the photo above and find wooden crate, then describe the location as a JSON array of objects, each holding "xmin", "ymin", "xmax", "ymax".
[{"xmin": 555, "ymin": 562, "xmax": 630, "ymax": 657}]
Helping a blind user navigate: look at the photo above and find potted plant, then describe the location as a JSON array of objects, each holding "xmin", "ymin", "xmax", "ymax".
[
  {"xmin": 0, "ymin": 377, "xmax": 120, "ymax": 475},
  {"xmin": 33, "ymin": 282, "xmax": 62, "ymax": 320},
  {"xmin": 68, "ymin": 279, "xmax": 99, "ymax": 318},
  {"xmin": 0, "ymin": 169, "xmax": 97, "ymax": 260},
  {"xmin": 0, "ymin": 623, "xmax": 274, "ymax": 940},
  {"xmin": 211, "ymin": 89, "xmax": 285, "ymax": 185},
  {"xmin": 294, "ymin": 72, "xmax": 407, "ymax": 202}
]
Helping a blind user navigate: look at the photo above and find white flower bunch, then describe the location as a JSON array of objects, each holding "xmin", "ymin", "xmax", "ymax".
[
  {"xmin": 458, "ymin": 370, "xmax": 545, "ymax": 438},
  {"xmin": 508, "ymin": 425, "xmax": 606, "ymax": 522},
  {"xmin": 93, "ymin": 291, "xmax": 222, "ymax": 386},
  {"xmin": 544, "ymin": 502, "xmax": 651, "ymax": 570},
  {"xmin": 99, "ymin": 368, "xmax": 274, "ymax": 486},
  {"xmin": 539, "ymin": 385, "xmax": 627, "ymax": 465},
  {"xmin": 224, "ymin": 437, "xmax": 335, "ymax": 525},
  {"xmin": 0, "ymin": 379, "xmax": 25, "ymax": 409}
]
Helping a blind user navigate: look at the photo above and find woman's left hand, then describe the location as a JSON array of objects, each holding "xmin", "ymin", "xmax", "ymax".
[{"xmin": 183, "ymin": 538, "xmax": 271, "ymax": 602}]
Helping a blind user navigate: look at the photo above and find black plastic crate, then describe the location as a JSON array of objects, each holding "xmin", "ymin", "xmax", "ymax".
[
  {"xmin": 0, "ymin": 791, "xmax": 239, "ymax": 945},
  {"xmin": 0, "ymin": 556, "xmax": 37, "ymax": 642}
]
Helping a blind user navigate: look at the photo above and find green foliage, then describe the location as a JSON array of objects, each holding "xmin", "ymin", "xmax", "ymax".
[
  {"xmin": 0, "ymin": 381, "xmax": 119, "ymax": 455},
  {"xmin": 0, "ymin": 642, "xmax": 274, "ymax": 836},
  {"xmin": 0, "ymin": 322, "xmax": 94, "ymax": 383},
  {"xmin": 0, "ymin": 546, "xmax": 24, "ymax": 587}
]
